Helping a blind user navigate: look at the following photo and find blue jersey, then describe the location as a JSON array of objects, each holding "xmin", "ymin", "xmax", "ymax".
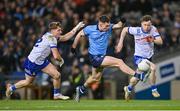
[{"xmin": 83, "ymin": 24, "xmax": 113, "ymax": 55}]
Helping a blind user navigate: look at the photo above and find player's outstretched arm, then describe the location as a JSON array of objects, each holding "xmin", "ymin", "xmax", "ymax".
[
  {"xmin": 72, "ymin": 30, "xmax": 85, "ymax": 49},
  {"xmin": 59, "ymin": 21, "xmax": 85, "ymax": 42},
  {"xmin": 116, "ymin": 27, "xmax": 128, "ymax": 53}
]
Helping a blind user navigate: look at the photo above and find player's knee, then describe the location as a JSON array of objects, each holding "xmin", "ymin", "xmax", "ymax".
[
  {"xmin": 117, "ymin": 59, "xmax": 123, "ymax": 65},
  {"xmin": 151, "ymin": 64, "xmax": 156, "ymax": 72},
  {"xmin": 117, "ymin": 59, "xmax": 124, "ymax": 68},
  {"xmin": 53, "ymin": 72, "xmax": 61, "ymax": 80}
]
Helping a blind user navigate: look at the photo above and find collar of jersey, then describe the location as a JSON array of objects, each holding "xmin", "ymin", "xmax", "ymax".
[
  {"xmin": 96, "ymin": 24, "xmax": 100, "ymax": 30},
  {"xmin": 141, "ymin": 27, "xmax": 151, "ymax": 34}
]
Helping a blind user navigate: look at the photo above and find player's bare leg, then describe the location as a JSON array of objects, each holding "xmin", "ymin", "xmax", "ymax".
[
  {"xmin": 124, "ymin": 77, "xmax": 139, "ymax": 101},
  {"xmin": 6, "ymin": 74, "xmax": 34, "ymax": 98},
  {"xmin": 42, "ymin": 63, "xmax": 69, "ymax": 100},
  {"xmin": 75, "ymin": 67, "xmax": 102, "ymax": 102},
  {"xmin": 101, "ymin": 56, "xmax": 150, "ymax": 101},
  {"xmin": 75, "ymin": 56, "xmax": 146, "ymax": 102},
  {"xmin": 148, "ymin": 63, "xmax": 160, "ymax": 97},
  {"xmin": 124, "ymin": 62, "xmax": 160, "ymax": 100},
  {"xmin": 101, "ymin": 56, "xmax": 135, "ymax": 75},
  {"xmin": 101, "ymin": 56, "xmax": 147, "ymax": 81}
]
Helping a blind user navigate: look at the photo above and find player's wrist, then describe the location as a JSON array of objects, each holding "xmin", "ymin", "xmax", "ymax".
[
  {"xmin": 58, "ymin": 58, "xmax": 64, "ymax": 67},
  {"xmin": 72, "ymin": 28, "xmax": 77, "ymax": 33},
  {"xmin": 71, "ymin": 47, "xmax": 77, "ymax": 55}
]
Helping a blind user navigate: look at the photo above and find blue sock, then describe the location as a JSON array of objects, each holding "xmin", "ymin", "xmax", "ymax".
[
  {"xmin": 10, "ymin": 85, "xmax": 16, "ymax": 92},
  {"xmin": 127, "ymin": 85, "xmax": 133, "ymax": 92},
  {"xmin": 134, "ymin": 72, "xmax": 145, "ymax": 81},
  {"xmin": 151, "ymin": 85, "xmax": 157, "ymax": 91},
  {"xmin": 53, "ymin": 89, "xmax": 60, "ymax": 95},
  {"xmin": 134, "ymin": 72, "xmax": 140, "ymax": 79}
]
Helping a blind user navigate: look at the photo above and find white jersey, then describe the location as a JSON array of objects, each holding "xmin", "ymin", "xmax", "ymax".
[
  {"xmin": 28, "ymin": 32, "xmax": 57, "ymax": 65},
  {"xmin": 128, "ymin": 26, "xmax": 160, "ymax": 58}
]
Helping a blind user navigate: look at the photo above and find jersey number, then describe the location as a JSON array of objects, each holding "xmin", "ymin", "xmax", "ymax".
[{"xmin": 34, "ymin": 38, "xmax": 43, "ymax": 47}]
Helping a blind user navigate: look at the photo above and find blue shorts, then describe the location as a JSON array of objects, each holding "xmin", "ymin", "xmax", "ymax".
[
  {"xmin": 23, "ymin": 58, "xmax": 50, "ymax": 77},
  {"xmin": 88, "ymin": 53, "xmax": 105, "ymax": 68},
  {"xmin": 134, "ymin": 55, "xmax": 152, "ymax": 68}
]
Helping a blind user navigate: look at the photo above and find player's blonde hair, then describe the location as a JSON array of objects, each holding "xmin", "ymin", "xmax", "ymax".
[{"xmin": 48, "ymin": 22, "xmax": 62, "ymax": 30}]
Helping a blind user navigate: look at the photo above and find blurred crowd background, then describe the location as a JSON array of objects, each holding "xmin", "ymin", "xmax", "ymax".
[{"xmin": 0, "ymin": 0, "xmax": 179, "ymax": 99}]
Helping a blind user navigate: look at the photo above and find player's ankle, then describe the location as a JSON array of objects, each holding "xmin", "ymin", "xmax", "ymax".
[
  {"xmin": 53, "ymin": 88, "xmax": 61, "ymax": 96},
  {"xmin": 10, "ymin": 85, "xmax": 16, "ymax": 92},
  {"xmin": 151, "ymin": 85, "xmax": 157, "ymax": 91},
  {"xmin": 79, "ymin": 85, "xmax": 87, "ymax": 94},
  {"xmin": 134, "ymin": 72, "xmax": 145, "ymax": 81},
  {"xmin": 127, "ymin": 85, "xmax": 133, "ymax": 92}
]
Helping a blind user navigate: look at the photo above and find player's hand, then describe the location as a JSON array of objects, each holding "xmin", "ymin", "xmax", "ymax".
[
  {"xmin": 59, "ymin": 58, "xmax": 64, "ymax": 67},
  {"xmin": 75, "ymin": 21, "xmax": 85, "ymax": 31},
  {"xmin": 71, "ymin": 47, "xmax": 77, "ymax": 55},
  {"xmin": 146, "ymin": 36, "xmax": 154, "ymax": 42}
]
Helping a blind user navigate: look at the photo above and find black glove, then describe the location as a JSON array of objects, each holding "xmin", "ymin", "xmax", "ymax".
[
  {"xmin": 71, "ymin": 47, "xmax": 77, "ymax": 55},
  {"xmin": 120, "ymin": 17, "xmax": 126, "ymax": 24}
]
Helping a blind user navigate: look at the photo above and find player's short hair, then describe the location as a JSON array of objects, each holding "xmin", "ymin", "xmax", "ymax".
[
  {"xmin": 140, "ymin": 15, "xmax": 152, "ymax": 23},
  {"xmin": 99, "ymin": 15, "xmax": 110, "ymax": 23},
  {"xmin": 48, "ymin": 22, "xmax": 62, "ymax": 30}
]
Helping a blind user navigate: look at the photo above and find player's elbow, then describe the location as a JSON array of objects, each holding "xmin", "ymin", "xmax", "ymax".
[
  {"xmin": 160, "ymin": 40, "xmax": 163, "ymax": 45},
  {"xmin": 156, "ymin": 40, "xmax": 163, "ymax": 45},
  {"xmin": 122, "ymin": 27, "xmax": 128, "ymax": 33},
  {"xmin": 59, "ymin": 37, "xmax": 68, "ymax": 42}
]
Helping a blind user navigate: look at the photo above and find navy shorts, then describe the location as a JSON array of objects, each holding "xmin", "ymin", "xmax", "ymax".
[
  {"xmin": 134, "ymin": 55, "xmax": 152, "ymax": 68},
  {"xmin": 23, "ymin": 58, "xmax": 50, "ymax": 76},
  {"xmin": 88, "ymin": 53, "xmax": 105, "ymax": 68}
]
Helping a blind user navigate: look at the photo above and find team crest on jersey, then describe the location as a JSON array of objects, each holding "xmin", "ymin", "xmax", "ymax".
[
  {"xmin": 137, "ymin": 29, "xmax": 141, "ymax": 34},
  {"xmin": 48, "ymin": 35, "xmax": 54, "ymax": 41}
]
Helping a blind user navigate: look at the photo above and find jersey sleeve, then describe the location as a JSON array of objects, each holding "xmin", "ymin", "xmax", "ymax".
[
  {"xmin": 108, "ymin": 23, "xmax": 114, "ymax": 33},
  {"xmin": 48, "ymin": 36, "xmax": 57, "ymax": 48},
  {"xmin": 83, "ymin": 26, "xmax": 90, "ymax": 37},
  {"xmin": 128, "ymin": 27, "xmax": 138, "ymax": 35},
  {"xmin": 152, "ymin": 27, "xmax": 160, "ymax": 38}
]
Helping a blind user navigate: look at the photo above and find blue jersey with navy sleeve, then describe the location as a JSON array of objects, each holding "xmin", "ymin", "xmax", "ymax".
[{"xmin": 83, "ymin": 24, "xmax": 113, "ymax": 55}]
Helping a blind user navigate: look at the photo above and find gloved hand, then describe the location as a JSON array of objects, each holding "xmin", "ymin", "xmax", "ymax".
[
  {"xmin": 74, "ymin": 21, "xmax": 85, "ymax": 31},
  {"xmin": 71, "ymin": 47, "xmax": 77, "ymax": 55},
  {"xmin": 58, "ymin": 58, "xmax": 64, "ymax": 67}
]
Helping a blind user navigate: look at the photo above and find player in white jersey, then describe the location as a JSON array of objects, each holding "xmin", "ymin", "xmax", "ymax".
[
  {"xmin": 116, "ymin": 15, "xmax": 163, "ymax": 100},
  {"xmin": 6, "ymin": 21, "xmax": 85, "ymax": 100}
]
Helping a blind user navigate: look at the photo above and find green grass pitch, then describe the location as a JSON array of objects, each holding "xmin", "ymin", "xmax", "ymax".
[{"xmin": 0, "ymin": 100, "xmax": 180, "ymax": 110}]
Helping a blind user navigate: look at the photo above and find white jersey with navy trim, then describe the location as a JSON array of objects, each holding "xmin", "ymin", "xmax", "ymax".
[
  {"xmin": 28, "ymin": 32, "xmax": 57, "ymax": 65},
  {"xmin": 128, "ymin": 25, "xmax": 160, "ymax": 58}
]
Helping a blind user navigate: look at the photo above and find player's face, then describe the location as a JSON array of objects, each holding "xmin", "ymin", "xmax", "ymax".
[
  {"xmin": 141, "ymin": 21, "xmax": 152, "ymax": 32},
  {"xmin": 54, "ymin": 27, "xmax": 62, "ymax": 37},
  {"xmin": 98, "ymin": 21, "xmax": 110, "ymax": 32}
]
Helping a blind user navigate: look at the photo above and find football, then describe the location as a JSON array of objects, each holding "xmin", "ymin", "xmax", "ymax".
[{"xmin": 138, "ymin": 59, "xmax": 150, "ymax": 71}]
